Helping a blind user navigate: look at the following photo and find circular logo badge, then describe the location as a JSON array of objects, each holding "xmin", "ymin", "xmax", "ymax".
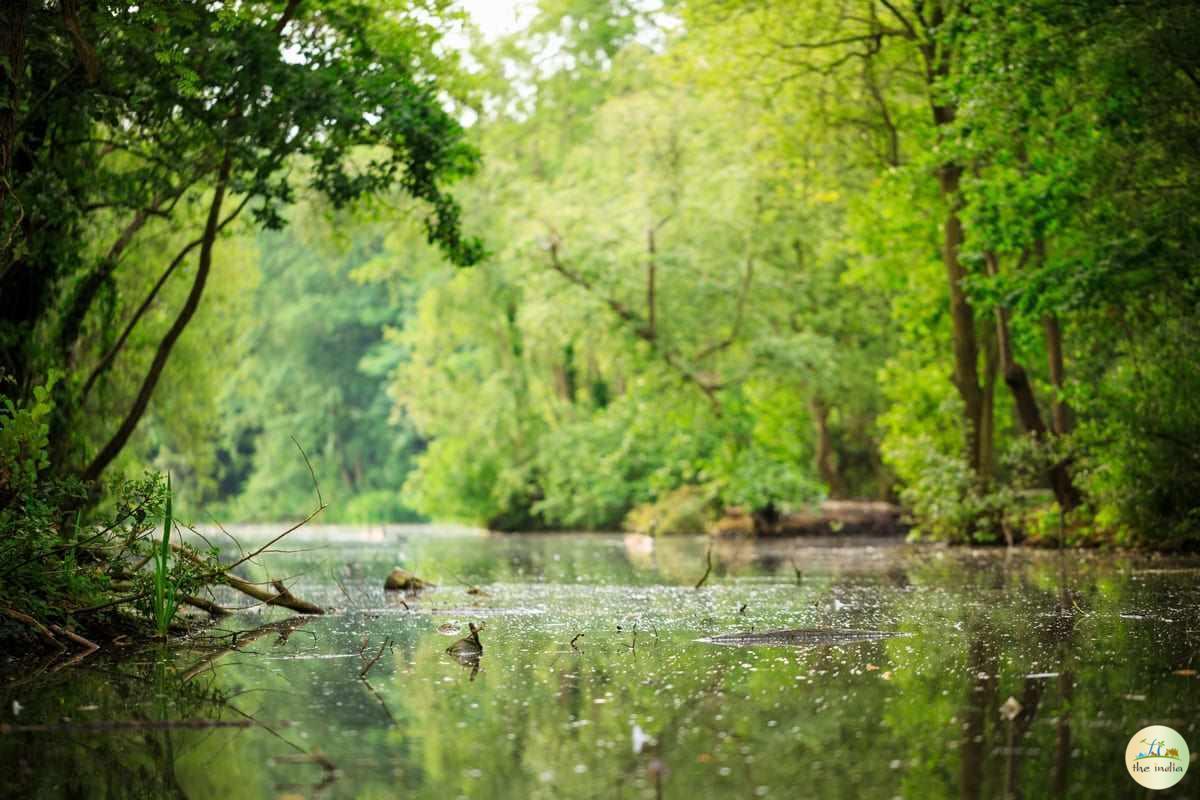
[{"xmin": 1126, "ymin": 725, "xmax": 1190, "ymax": 790}]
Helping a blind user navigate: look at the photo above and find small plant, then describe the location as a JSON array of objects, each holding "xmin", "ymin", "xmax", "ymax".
[{"xmin": 151, "ymin": 474, "xmax": 180, "ymax": 637}]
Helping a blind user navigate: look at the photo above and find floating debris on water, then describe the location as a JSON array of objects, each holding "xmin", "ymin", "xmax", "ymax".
[
  {"xmin": 446, "ymin": 622, "xmax": 484, "ymax": 657},
  {"xmin": 385, "ymin": 568, "xmax": 433, "ymax": 592},
  {"xmin": 699, "ymin": 628, "xmax": 902, "ymax": 648},
  {"xmin": 1000, "ymin": 696, "xmax": 1023, "ymax": 721}
]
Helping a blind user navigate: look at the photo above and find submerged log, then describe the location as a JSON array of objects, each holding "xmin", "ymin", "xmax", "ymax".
[{"xmin": 712, "ymin": 500, "xmax": 907, "ymax": 537}]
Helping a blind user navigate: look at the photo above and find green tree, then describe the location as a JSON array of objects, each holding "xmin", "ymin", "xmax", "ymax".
[{"xmin": 0, "ymin": 0, "xmax": 481, "ymax": 498}]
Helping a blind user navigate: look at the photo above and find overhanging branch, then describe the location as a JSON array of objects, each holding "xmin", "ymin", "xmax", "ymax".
[{"xmin": 83, "ymin": 151, "xmax": 234, "ymax": 483}]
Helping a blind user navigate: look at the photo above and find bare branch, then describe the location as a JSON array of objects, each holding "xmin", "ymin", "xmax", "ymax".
[
  {"xmin": 877, "ymin": 0, "xmax": 921, "ymax": 41},
  {"xmin": 222, "ymin": 439, "xmax": 326, "ymax": 572},
  {"xmin": 80, "ymin": 193, "xmax": 251, "ymax": 404},
  {"xmin": 291, "ymin": 435, "xmax": 324, "ymax": 509},
  {"xmin": 544, "ymin": 236, "xmax": 722, "ymax": 409},
  {"xmin": 693, "ymin": 252, "xmax": 755, "ymax": 361},
  {"xmin": 359, "ymin": 637, "xmax": 392, "ymax": 679},
  {"xmin": 83, "ymin": 151, "xmax": 236, "ymax": 482}
]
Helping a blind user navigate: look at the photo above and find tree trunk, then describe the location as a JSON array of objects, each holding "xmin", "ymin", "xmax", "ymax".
[
  {"xmin": 985, "ymin": 253, "xmax": 1081, "ymax": 512},
  {"xmin": 1034, "ymin": 239, "xmax": 1073, "ymax": 436},
  {"xmin": 1042, "ymin": 313, "xmax": 1073, "ymax": 436},
  {"xmin": 82, "ymin": 153, "xmax": 233, "ymax": 483},
  {"xmin": 553, "ymin": 343, "xmax": 577, "ymax": 402},
  {"xmin": 979, "ymin": 319, "xmax": 999, "ymax": 482},
  {"xmin": 0, "ymin": 1, "xmax": 35, "ymax": 392},
  {"xmin": 810, "ymin": 398, "xmax": 847, "ymax": 499},
  {"xmin": 58, "ymin": 205, "xmax": 156, "ymax": 365},
  {"xmin": 937, "ymin": 162, "xmax": 985, "ymax": 475},
  {"xmin": 922, "ymin": 3, "xmax": 985, "ymax": 479}
]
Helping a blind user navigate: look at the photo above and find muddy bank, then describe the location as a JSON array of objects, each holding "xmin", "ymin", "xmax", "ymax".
[{"xmin": 712, "ymin": 500, "xmax": 908, "ymax": 537}]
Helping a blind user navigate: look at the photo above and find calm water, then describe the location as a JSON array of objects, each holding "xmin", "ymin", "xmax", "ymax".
[{"xmin": 3, "ymin": 526, "xmax": 1200, "ymax": 799}]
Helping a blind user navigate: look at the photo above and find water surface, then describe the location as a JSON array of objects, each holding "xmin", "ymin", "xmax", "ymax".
[{"xmin": 3, "ymin": 526, "xmax": 1199, "ymax": 798}]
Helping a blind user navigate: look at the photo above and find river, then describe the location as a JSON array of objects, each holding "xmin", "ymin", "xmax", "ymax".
[{"xmin": 3, "ymin": 525, "xmax": 1198, "ymax": 798}]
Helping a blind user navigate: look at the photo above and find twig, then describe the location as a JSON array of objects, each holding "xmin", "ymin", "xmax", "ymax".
[
  {"xmin": 291, "ymin": 435, "xmax": 324, "ymax": 509},
  {"xmin": 224, "ymin": 505, "xmax": 325, "ymax": 573},
  {"xmin": 204, "ymin": 515, "xmax": 247, "ymax": 560},
  {"xmin": 70, "ymin": 591, "xmax": 148, "ymax": 615},
  {"xmin": 218, "ymin": 438, "xmax": 327, "ymax": 572},
  {"xmin": 359, "ymin": 637, "xmax": 392, "ymax": 679},
  {"xmin": 694, "ymin": 545, "xmax": 714, "ymax": 590},
  {"xmin": 183, "ymin": 617, "xmax": 312, "ymax": 681},
  {"xmin": 332, "ymin": 571, "xmax": 356, "ymax": 608},
  {"xmin": 358, "ymin": 678, "xmax": 396, "ymax": 725}
]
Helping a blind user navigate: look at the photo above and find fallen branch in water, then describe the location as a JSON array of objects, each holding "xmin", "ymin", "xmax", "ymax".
[
  {"xmin": 171, "ymin": 545, "xmax": 324, "ymax": 614},
  {"xmin": 266, "ymin": 580, "xmax": 324, "ymax": 615},
  {"xmin": 180, "ymin": 594, "xmax": 230, "ymax": 617},
  {"xmin": 48, "ymin": 624, "xmax": 99, "ymax": 654}
]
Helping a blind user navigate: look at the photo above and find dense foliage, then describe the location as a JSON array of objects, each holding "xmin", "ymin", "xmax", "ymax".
[
  {"xmin": 0, "ymin": 0, "xmax": 479, "ymax": 640},
  {"xmin": 0, "ymin": 0, "xmax": 479, "ymax": 484},
  {"xmin": 355, "ymin": 0, "xmax": 1196, "ymax": 543}
]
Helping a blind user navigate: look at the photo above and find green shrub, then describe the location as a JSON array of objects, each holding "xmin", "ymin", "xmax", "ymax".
[{"xmin": 623, "ymin": 486, "xmax": 717, "ymax": 535}]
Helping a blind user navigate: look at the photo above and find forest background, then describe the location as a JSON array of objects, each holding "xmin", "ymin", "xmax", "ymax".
[{"xmin": 3, "ymin": 0, "xmax": 1198, "ymax": 550}]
